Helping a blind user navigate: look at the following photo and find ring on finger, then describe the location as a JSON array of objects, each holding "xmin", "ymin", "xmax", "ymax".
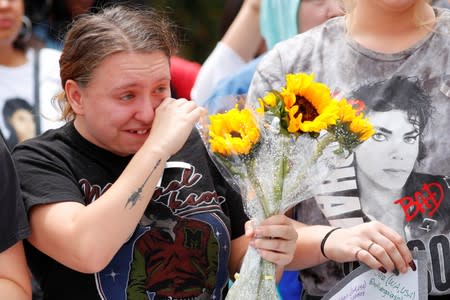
[{"xmin": 367, "ymin": 241, "xmax": 376, "ymax": 252}]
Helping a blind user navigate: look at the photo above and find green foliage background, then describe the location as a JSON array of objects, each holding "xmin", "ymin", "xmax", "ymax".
[{"xmin": 147, "ymin": 1, "xmax": 226, "ymax": 64}]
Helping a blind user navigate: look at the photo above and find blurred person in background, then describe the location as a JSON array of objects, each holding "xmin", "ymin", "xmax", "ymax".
[
  {"xmin": 190, "ymin": 0, "xmax": 265, "ymax": 104},
  {"xmin": 192, "ymin": 0, "xmax": 343, "ymax": 113},
  {"xmin": 0, "ymin": 0, "xmax": 63, "ymax": 150}
]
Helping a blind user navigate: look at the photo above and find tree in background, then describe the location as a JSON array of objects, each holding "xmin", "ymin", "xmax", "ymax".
[{"xmin": 148, "ymin": 0, "xmax": 226, "ymax": 63}]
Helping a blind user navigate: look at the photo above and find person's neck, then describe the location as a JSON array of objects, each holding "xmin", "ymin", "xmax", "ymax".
[
  {"xmin": 349, "ymin": 1, "xmax": 436, "ymax": 53},
  {"xmin": 0, "ymin": 44, "xmax": 27, "ymax": 67}
]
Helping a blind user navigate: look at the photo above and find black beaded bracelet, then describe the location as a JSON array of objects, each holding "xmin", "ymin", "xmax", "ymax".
[{"xmin": 320, "ymin": 227, "xmax": 341, "ymax": 259}]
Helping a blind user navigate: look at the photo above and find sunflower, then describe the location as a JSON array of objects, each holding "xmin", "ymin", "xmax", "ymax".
[
  {"xmin": 256, "ymin": 92, "xmax": 277, "ymax": 115},
  {"xmin": 279, "ymin": 73, "xmax": 339, "ymax": 134},
  {"xmin": 349, "ymin": 115, "xmax": 375, "ymax": 141},
  {"xmin": 208, "ymin": 106, "xmax": 260, "ymax": 156},
  {"xmin": 337, "ymin": 99, "xmax": 374, "ymax": 141}
]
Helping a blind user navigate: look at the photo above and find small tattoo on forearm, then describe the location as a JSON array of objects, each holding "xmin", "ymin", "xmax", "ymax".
[{"xmin": 126, "ymin": 159, "xmax": 161, "ymax": 209}]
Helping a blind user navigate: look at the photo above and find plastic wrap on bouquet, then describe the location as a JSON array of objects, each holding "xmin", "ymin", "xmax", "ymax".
[
  {"xmin": 197, "ymin": 73, "xmax": 375, "ymax": 300},
  {"xmin": 227, "ymin": 247, "xmax": 278, "ymax": 300},
  {"xmin": 240, "ymin": 130, "xmax": 339, "ymax": 219},
  {"xmin": 223, "ymin": 131, "xmax": 341, "ymax": 300}
]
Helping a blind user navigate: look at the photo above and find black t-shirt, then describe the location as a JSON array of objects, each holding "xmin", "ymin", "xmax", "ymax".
[
  {"xmin": 0, "ymin": 135, "xmax": 29, "ymax": 252},
  {"xmin": 13, "ymin": 122, "xmax": 248, "ymax": 300}
]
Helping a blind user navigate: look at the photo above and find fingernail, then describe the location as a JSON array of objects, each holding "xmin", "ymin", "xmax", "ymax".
[
  {"xmin": 409, "ymin": 261, "xmax": 417, "ymax": 271},
  {"xmin": 378, "ymin": 267, "xmax": 387, "ymax": 273},
  {"xmin": 393, "ymin": 269, "xmax": 399, "ymax": 276}
]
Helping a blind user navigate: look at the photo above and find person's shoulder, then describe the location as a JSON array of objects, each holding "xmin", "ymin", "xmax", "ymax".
[
  {"xmin": 309, "ymin": 15, "xmax": 346, "ymax": 34},
  {"xmin": 436, "ymin": 7, "xmax": 450, "ymax": 27},
  {"xmin": 168, "ymin": 127, "xmax": 210, "ymax": 167},
  {"xmin": 174, "ymin": 127, "xmax": 204, "ymax": 151},
  {"xmin": 12, "ymin": 125, "xmax": 66, "ymax": 155},
  {"xmin": 187, "ymin": 127, "xmax": 204, "ymax": 147}
]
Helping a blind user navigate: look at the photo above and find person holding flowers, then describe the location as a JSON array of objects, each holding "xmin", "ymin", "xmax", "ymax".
[
  {"xmin": 205, "ymin": 71, "xmax": 394, "ymax": 300},
  {"xmin": 247, "ymin": 0, "xmax": 450, "ymax": 298},
  {"xmin": 11, "ymin": 5, "xmax": 299, "ymax": 300}
]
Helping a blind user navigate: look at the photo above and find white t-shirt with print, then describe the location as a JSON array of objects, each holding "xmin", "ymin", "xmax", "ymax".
[
  {"xmin": 0, "ymin": 48, "xmax": 64, "ymax": 146},
  {"xmin": 248, "ymin": 8, "xmax": 450, "ymax": 297}
]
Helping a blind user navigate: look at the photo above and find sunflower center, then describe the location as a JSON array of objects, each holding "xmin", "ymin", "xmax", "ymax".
[
  {"xmin": 295, "ymin": 96, "xmax": 318, "ymax": 121},
  {"xmin": 230, "ymin": 131, "xmax": 242, "ymax": 138}
]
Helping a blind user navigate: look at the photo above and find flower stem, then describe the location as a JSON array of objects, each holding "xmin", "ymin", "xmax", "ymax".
[
  {"xmin": 272, "ymin": 137, "xmax": 288, "ymax": 213},
  {"xmin": 247, "ymin": 158, "xmax": 271, "ymax": 217},
  {"xmin": 257, "ymin": 259, "xmax": 278, "ymax": 299},
  {"xmin": 283, "ymin": 133, "xmax": 335, "ymax": 202},
  {"xmin": 311, "ymin": 132, "xmax": 336, "ymax": 163}
]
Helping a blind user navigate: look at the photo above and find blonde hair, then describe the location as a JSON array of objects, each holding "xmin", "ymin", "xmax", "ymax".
[{"xmin": 54, "ymin": 5, "xmax": 178, "ymax": 121}]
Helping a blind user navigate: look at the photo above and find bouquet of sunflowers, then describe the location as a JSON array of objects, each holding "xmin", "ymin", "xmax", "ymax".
[{"xmin": 200, "ymin": 73, "xmax": 374, "ymax": 300}]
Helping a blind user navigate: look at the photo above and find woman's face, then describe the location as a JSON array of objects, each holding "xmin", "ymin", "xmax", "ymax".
[
  {"xmin": 0, "ymin": 0, "xmax": 24, "ymax": 46},
  {"xmin": 8, "ymin": 107, "xmax": 36, "ymax": 142},
  {"xmin": 69, "ymin": 51, "xmax": 171, "ymax": 156},
  {"xmin": 355, "ymin": 109, "xmax": 420, "ymax": 191},
  {"xmin": 298, "ymin": 0, "xmax": 344, "ymax": 32}
]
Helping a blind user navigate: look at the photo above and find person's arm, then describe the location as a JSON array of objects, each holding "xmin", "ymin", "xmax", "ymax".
[
  {"xmin": 287, "ymin": 220, "xmax": 414, "ymax": 274},
  {"xmin": 24, "ymin": 98, "xmax": 206, "ymax": 273},
  {"xmin": 0, "ymin": 241, "xmax": 32, "ymax": 300},
  {"xmin": 229, "ymin": 235, "xmax": 249, "ymax": 279},
  {"xmin": 221, "ymin": 0, "xmax": 264, "ymax": 63},
  {"xmin": 0, "ymin": 135, "xmax": 31, "ymax": 299},
  {"xmin": 191, "ymin": 0, "xmax": 264, "ymax": 104}
]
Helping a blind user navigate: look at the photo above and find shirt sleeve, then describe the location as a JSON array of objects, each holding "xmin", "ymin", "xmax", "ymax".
[
  {"xmin": 12, "ymin": 140, "xmax": 85, "ymax": 212},
  {"xmin": 204, "ymin": 56, "xmax": 263, "ymax": 114},
  {"xmin": 191, "ymin": 42, "xmax": 246, "ymax": 106}
]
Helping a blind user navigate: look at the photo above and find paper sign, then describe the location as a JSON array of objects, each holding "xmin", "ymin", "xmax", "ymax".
[{"xmin": 322, "ymin": 251, "xmax": 427, "ymax": 300}]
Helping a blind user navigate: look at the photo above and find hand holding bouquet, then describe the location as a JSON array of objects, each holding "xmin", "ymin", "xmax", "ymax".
[{"xmin": 201, "ymin": 73, "xmax": 374, "ymax": 299}]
